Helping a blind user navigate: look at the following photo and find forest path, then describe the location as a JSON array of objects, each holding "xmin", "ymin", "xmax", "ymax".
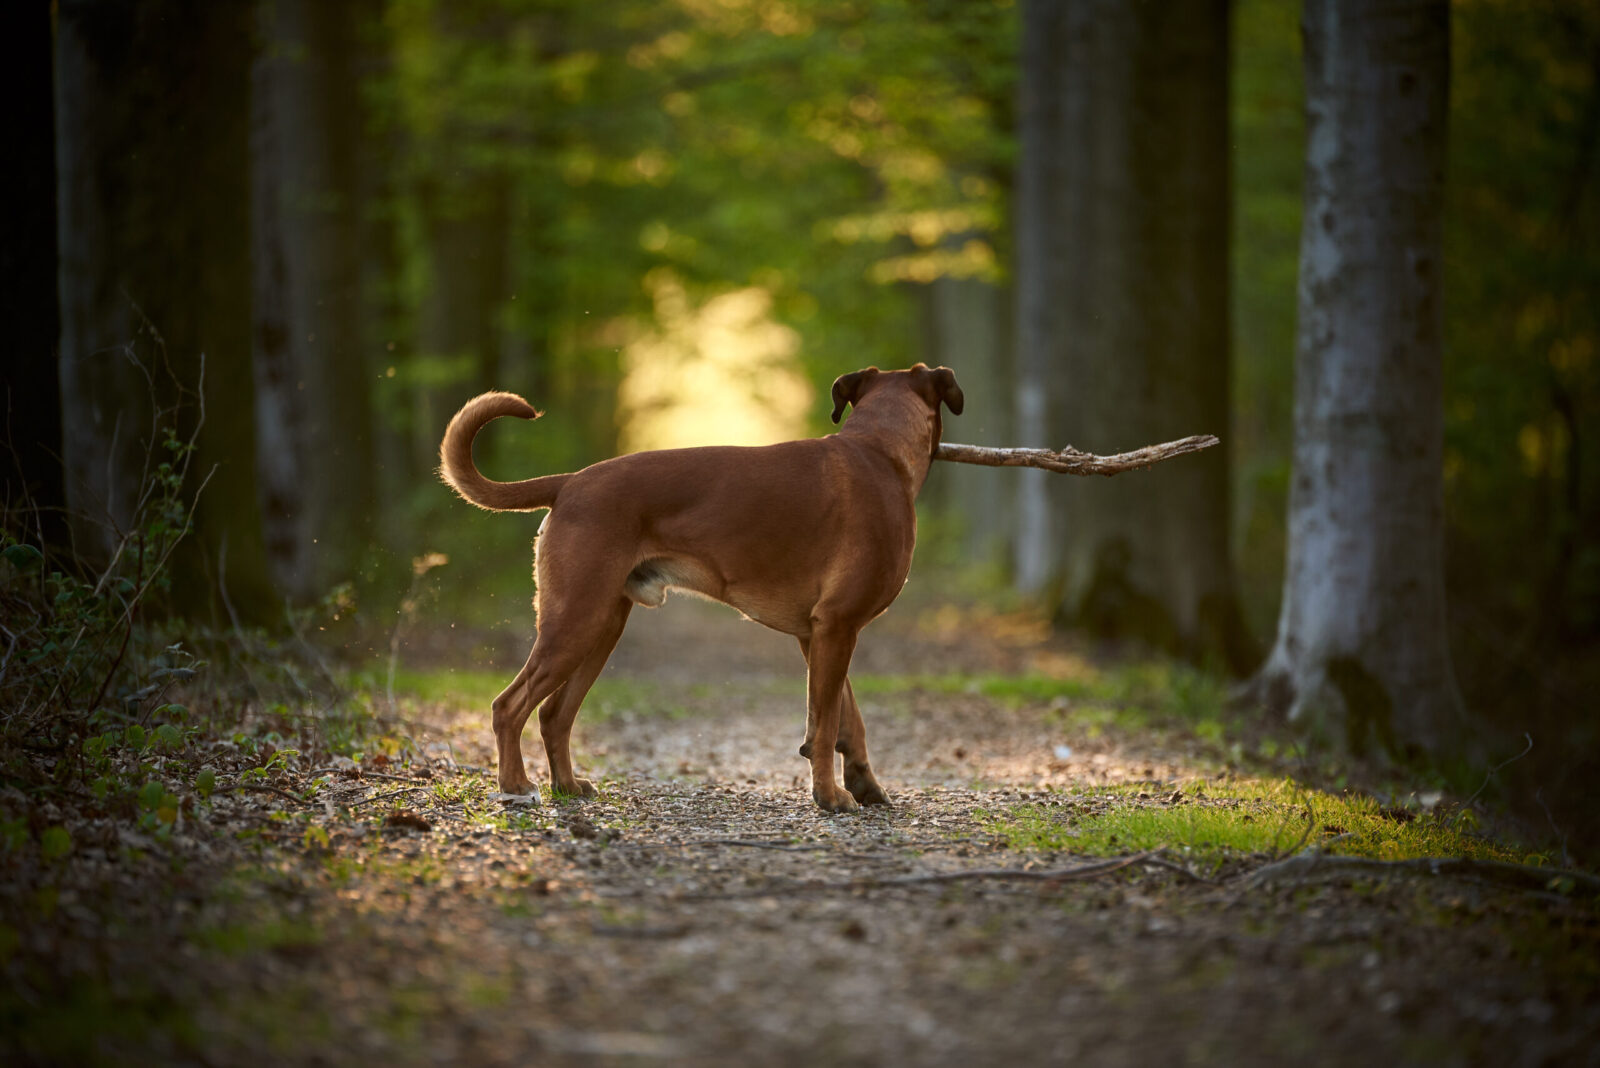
[
  {"xmin": 273, "ymin": 596, "xmax": 1594, "ymax": 1067},
  {"xmin": 10, "ymin": 598, "xmax": 1596, "ymax": 1066}
]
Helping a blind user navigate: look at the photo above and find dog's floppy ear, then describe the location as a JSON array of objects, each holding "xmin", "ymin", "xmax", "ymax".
[
  {"xmin": 830, "ymin": 367, "xmax": 879, "ymax": 424},
  {"xmin": 930, "ymin": 366, "xmax": 964, "ymax": 416}
]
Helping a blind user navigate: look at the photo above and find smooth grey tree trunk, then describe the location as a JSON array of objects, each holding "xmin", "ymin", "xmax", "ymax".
[
  {"xmin": 924, "ymin": 274, "xmax": 1013, "ymax": 565},
  {"xmin": 1014, "ymin": 0, "xmax": 1250, "ymax": 670},
  {"xmin": 252, "ymin": 0, "xmax": 377, "ymax": 602},
  {"xmin": 55, "ymin": 4, "xmax": 156, "ymax": 557},
  {"xmin": 1246, "ymin": 0, "xmax": 1465, "ymax": 758},
  {"xmin": 55, "ymin": 0, "xmax": 274, "ymax": 620}
]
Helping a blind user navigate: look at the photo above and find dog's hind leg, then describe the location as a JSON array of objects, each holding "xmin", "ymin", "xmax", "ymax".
[
  {"xmin": 836, "ymin": 678, "xmax": 890, "ymax": 805},
  {"xmin": 492, "ymin": 605, "xmax": 625, "ymax": 797},
  {"xmin": 538, "ymin": 597, "xmax": 631, "ymax": 799}
]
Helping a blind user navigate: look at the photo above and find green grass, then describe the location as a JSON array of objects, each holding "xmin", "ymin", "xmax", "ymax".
[
  {"xmin": 981, "ymin": 776, "xmax": 1545, "ymax": 867},
  {"xmin": 850, "ymin": 660, "xmax": 1227, "ymax": 718},
  {"xmin": 387, "ymin": 668, "xmax": 694, "ymax": 721}
]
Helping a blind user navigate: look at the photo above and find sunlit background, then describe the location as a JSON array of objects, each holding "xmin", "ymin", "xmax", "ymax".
[{"xmin": 14, "ymin": 0, "xmax": 1598, "ymax": 752}]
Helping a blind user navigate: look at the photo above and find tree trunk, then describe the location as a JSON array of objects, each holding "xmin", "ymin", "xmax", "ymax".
[
  {"xmin": 55, "ymin": 0, "xmax": 275, "ymax": 620},
  {"xmin": 413, "ymin": 176, "xmax": 511, "ymax": 475},
  {"xmin": 923, "ymin": 274, "xmax": 1013, "ymax": 565},
  {"xmin": 1013, "ymin": 0, "xmax": 1251, "ymax": 671},
  {"xmin": 252, "ymin": 0, "xmax": 377, "ymax": 602},
  {"xmin": 1245, "ymin": 0, "xmax": 1465, "ymax": 759},
  {"xmin": 0, "ymin": 1, "xmax": 63, "ymax": 543}
]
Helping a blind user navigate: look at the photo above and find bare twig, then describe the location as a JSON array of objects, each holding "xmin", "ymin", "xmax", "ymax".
[
  {"xmin": 935, "ymin": 434, "xmax": 1219, "ymax": 477},
  {"xmin": 308, "ymin": 767, "xmax": 429, "ymax": 784},
  {"xmin": 1534, "ymin": 789, "xmax": 1571, "ymax": 869},
  {"xmin": 1463, "ymin": 732, "xmax": 1534, "ymax": 808},
  {"xmin": 227, "ymin": 782, "xmax": 309, "ymax": 805},
  {"xmin": 354, "ymin": 786, "xmax": 433, "ymax": 807},
  {"xmin": 1272, "ymin": 799, "xmax": 1319, "ymax": 861}
]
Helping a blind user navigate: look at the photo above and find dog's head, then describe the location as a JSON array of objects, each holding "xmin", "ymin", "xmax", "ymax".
[{"xmin": 831, "ymin": 364, "xmax": 964, "ymax": 450}]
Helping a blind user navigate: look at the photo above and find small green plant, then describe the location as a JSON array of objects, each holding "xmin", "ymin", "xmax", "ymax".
[
  {"xmin": 1, "ymin": 376, "xmax": 208, "ymax": 790},
  {"xmin": 243, "ymin": 749, "xmax": 300, "ymax": 783},
  {"xmin": 40, "ymin": 827, "xmax": 73, "ymax": 862},
  {"xmin": 136, "ymin": 780, "xmax": 182, "ymax": 837}
]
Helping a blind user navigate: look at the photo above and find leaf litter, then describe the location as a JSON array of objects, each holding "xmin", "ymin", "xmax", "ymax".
[{"xmin": 2, "ymin": 597, "xmax": 1596, "ymax": 1066}]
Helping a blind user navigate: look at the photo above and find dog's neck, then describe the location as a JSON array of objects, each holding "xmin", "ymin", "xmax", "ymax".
[{"xmin": 836, "ymin": 394, "xmax": 938, "ymax": 495}]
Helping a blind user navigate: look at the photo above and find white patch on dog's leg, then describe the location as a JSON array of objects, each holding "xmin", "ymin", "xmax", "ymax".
[{"xmin": 494, "ymin": 791, "xmax": 542, "ymax": 806}]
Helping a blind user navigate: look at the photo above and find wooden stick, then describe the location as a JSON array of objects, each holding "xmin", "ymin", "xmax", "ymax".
[{"xmin": 935, "ymin": 434, "xmax": 1219, "ymax": 477}]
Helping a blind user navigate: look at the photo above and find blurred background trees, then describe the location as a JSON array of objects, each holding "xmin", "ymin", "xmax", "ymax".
[
  {"xmin": 1012, "ymin": 0, "xmax": 1248, "ymax": 672},
  {"xmin": 11, "ymin": 0, "xmax": 1599, "ymax": 825}
]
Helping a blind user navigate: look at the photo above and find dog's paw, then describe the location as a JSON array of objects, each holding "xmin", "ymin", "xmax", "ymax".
[
  {"xmin": 551, "ymin": 777, "xmax": 598, "ymax": 800},
  {"xmin": 494, "ymin": 789, "xmax": 542, "ymax": 806},
  {"xmin": 812, "ymin": 784, "xmax": 861, "ymax": 814},
  {"xmin": 845, "ymin": 774, "xmax": 891, "ymax": 806}
]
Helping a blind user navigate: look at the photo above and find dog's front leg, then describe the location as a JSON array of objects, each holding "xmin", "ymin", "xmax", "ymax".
[
  {"xmin": 803, "ymin": 623, "xmax": 860, "ymax": 814},
  {"xmin": 837, "ymin": 678, "xmax": 890, "ymax": 805},
  {"xmin": 796, "ymin": 644, "xmax": 889, "ymax": 807}
]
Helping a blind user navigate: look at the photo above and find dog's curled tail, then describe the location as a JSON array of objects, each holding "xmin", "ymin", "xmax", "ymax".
[{"xmin": 439, "ymin": 392, "xmax": 570, "ymax": 512}]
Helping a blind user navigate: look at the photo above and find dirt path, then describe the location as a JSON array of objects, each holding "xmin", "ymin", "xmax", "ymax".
[{"xmin": 6, "ymin": 597, "xmax": 1598, "ymax": 1066}]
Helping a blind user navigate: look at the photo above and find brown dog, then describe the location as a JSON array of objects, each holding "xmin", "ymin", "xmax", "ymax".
[{"xmin": 439, "ymin": 363, "xmax": 963, "ymax": 813}]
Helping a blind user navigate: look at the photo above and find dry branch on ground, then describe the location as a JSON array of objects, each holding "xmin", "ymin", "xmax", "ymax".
[{"xmin": 1243, "ymin": 849, "xmax": 1600, "ymax": 895}]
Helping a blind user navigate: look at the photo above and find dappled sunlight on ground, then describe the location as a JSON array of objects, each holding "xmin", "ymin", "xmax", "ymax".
[{"xmin": 6, "ymin": 594, "xmax": 1595, "ymax": 1065}]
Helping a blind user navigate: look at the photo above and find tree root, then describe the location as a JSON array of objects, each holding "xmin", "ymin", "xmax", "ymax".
[{"xmin": 1242, "ymin": 849, "xmax": 1600, "ymax": 895}]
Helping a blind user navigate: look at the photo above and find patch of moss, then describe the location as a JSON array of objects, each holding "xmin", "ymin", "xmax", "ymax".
[{"xmin": 982, "ymin": 776, "xmax": 1542, "ymax": 866}]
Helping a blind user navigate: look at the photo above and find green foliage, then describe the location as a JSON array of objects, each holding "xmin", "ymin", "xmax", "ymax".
[
  {"xmin": 367, "ymin": 0, "xmax": 1018, "ymax": 615},
  {"xmin": 39, "ymin": 826, "xmax": 73, "ymax": 862},
  {"xmin": 244, "ymin": 749, "xmax": 300, "ymax": 783},
  {"xmin": 1232, "ymin": 0, "xmax": 1305, "ymax": 639},
  {"xmin": 1445, "ymin": 2, "xmax": 1600, "ymax": 634},
  {"xmin": 0, "ymin": 424, "xmax": 205, "ymax": 764}
]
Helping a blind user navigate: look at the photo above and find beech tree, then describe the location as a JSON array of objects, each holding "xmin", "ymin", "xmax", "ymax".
[
  {"xmin": 1013, "ymin": 0, "xmax": 1250, "ymax": 670},
  {"xmin": 923, "ymin": 273, "xmax": 1012, "ymax": 563},
  {"xmin": 1244, "ymin": 0, "xmax": 1466, "ymax": 757},
  {"xmin": 54, "ymin": 0, "xmax": 274, "ymax": 619},
  {"xmin": 252, "ymin": 0, "xmax": 378, "ymax": 601}
]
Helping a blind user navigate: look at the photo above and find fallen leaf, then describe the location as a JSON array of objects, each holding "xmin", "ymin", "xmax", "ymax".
[{"xmin": 385, "ymin": 809, "xmax": 431, "ymax": 832}]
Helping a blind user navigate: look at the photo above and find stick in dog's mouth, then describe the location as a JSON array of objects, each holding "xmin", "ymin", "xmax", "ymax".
[{"xmin": 933, "ymin": 434, "xmax": 1219, "ymax": 477}]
